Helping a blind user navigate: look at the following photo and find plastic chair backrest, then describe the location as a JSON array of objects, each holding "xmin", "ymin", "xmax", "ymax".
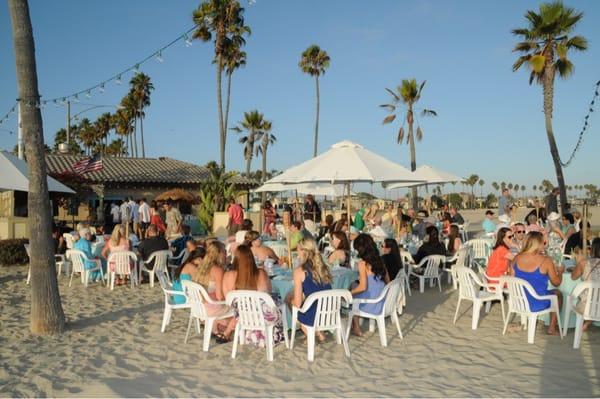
[
  {"xmin": 147, "ymin": 250, "xmax": 170, "ymax": 273},
  {"xmin": 226, "ymin": 290, "xmax": 275, "ymax": 330},
  {"xmin": 66, "ymin": 249, "xmax": 86, "ymax": 272},
  {"xmin": 400, "ymin": 250, "xmax": 414, "ymax": 265},
  {"xmin": 63, "ymin": 233, "xmax": 75, "ymax": 249},
  {"xmin": 468, "ymin": 239, "xmax": 491, "ymax": 259},
  {"xmin": 182, "ymin": 280, "xmax": 210, "ymax": 320},
  {"xmin": 501, "ymin": 276, "xmax": 535, "ymax": 313},
  {"xmin": 304, "ymin": 289, "xmax": 352, "ymax": 330},
  {"xmin": 422, "ymin": 255, "xmax": 445, "ymax": 278},
  {"xmin": 108, "ymin": 251, "xmax": 137, "ymax": 275},
  {"xmin": 455, "ymin": 266, "xmax": 479, "ymax": 299},
  {"xmin": 156, "ymin": 269, "xmax": 171, "ymax": 290},
  {"xmin": 577, "ymin": 281, "xmax": 600, "ymax": 320},
  {"xmin": 455, "ymin": 246, "xmax": 470, "ymax": 268},
  {"xmin": 382, "ymin": 281, "xmax": 401, "ymax": 316},
  {"xmin": 24, "ymin": 243, "xmax": 30, "ymax": 257}
]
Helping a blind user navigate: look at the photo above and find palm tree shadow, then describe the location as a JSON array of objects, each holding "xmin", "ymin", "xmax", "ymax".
[{"xmin": 68, "ymin": 301, "xmax": 162, "ymax": 331}]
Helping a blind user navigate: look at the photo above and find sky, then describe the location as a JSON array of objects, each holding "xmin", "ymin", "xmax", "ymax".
[{"xmin": 0, "ymin": 0, "xmax": 599, "ymax": 197}]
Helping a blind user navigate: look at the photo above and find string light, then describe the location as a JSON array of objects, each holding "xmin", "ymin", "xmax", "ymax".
[
  {"xmin": 85, "ymin": 90, "xmax": 92, "ymax": 99},
  {"xmin": 116, "ymin": 75, "xmax": 122, "ymax": 85},
  {"xmin": 560, "ymin": 79, "xmax": 600, "ymax": 167},
  {"xmin": 98, "ymin": 84, "xmax": 105, "ymax": 93},
  {"xmin": 184, "ymin": 33, "xmax": 193, "ymax": 47},
  {"xmin": 134, "ymin": 63, "xmax": 140, "ymax": 73},
  {"xmin": 156, "ymin": 51, "xmax": 164, "ymax": 63}
]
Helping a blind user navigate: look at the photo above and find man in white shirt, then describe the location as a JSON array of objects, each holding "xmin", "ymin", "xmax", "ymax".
[
  {"xmin": 120, "ymin": 198, "xmax": 131, "ymax": 231},
  {"xmin": 110, "ymin": 203, "xmax": 120, "ymax": 223},
  {"xmin": 138, "ymin": 198, "xmax": 151, "ymax": 238},
  {"xmin": 129, "ymin": 198, "xmax": 140, "ymax": 238}
]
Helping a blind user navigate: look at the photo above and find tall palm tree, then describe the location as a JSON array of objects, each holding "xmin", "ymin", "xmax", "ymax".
[
  {"xmin": 512, "ymin": 1, "xmax": 588, "ymax": 213},
  {"xmin": 256, "ymin": 120, "xmax": 276, "ymax": 184},
  {"xmin": 193, "ymin": 0, "xmax": 250, "ymax": 169},
  {"xmin": 94, "ymin": 112, "xmax": 112, "ymax": 154},
  {"xmin": 478, "ymin": 179, "xmax": 485, "ymax": 203},
  {"xmin": 381, "ymin": 79, "xmax": 437, "ymax": 209},
  {"xmin": 231, "ymin": 110, "xmax": 267, "ymax": 176},
  {"xmin": 106, "ymin": 139, "xmax": 127, "ymax": 157},
  {"xmin": 130, "ymin": 72, "xmax": 154, "ymax": 158},
  {"xmin": 77, "ymin": 118, "xmax": 95, "ymax": 155},
  {"xmin": 465, "ymin": 174, "xmax": 479, "ymax": 209},
  {"xmin": 299, "ymin": 45, "xmax": 330, "ymax": 158},
  {"xmin": 112, "ymin": 109, "xmax": 133, "ymax": 157},
  {"xmin": 492, "ymin": 181, "xmax": 500, "ymax": 192},
  {"xmin": 222, "ymin": 42, "xmax": 246, "ymax": 136},
  {"xmin": 120, "ymin": 93, "xmax": 139, "ymax": 157},
  {"xmin": 9, "ymin": 0, "xmax": 65, "ymax": 334}
]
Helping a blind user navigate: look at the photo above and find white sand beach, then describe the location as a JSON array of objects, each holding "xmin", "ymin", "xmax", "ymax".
[{"xmin": 1, "ymin": 264, "xmax": 598, "ymax": 397}]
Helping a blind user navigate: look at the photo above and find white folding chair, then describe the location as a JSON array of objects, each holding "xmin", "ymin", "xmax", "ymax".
[
  {"xmin": 345, "ymin": 280, "xmax": 403, "ymax": 347},
  {"xmin": 139, "ymin": 250, "xmax": 170, "ymax": 288},
  {"xmin": 453, "ymin": 266, "xmax": 505, "ymax": 330},
  {"xmin": 156, "ymin": 270, "xmax": 191, "ymax": 332},
  {"xmin": 63, "ymin": 233, "xmax": 75, "ymax": 250},
  {"xmin": 24, "ymin": 244, "xmax": 31, "ymax": 284},
  {"xmin": 290, "ymin": 289, "xmax": 352, "ymax": 362},
  {"xmin": 182, "ymin": 280, "xmax": 234, "ymax": 352},
  {"xmin": 408, "ymin": 255, "xmax": 445, "ymax": 293},
  {"xmin": 500, "ymin": 276, "xmax": 563, "ymax": 344},
  {"xmin": 66, "ymin": 249, "xmax": 105, "ymax": 288},
  {"xmin": 226, "ymin": 290, "xmax": 288, "ymax": 361},
  {"xmin": 458, "ymin": 221, "xmax": 469, "ymax": 242},
  {"xmin": 168, "ymin": 248, "xmax": 189, "ymax": 280},
  {"xmin": 444, "ymin": 246, "xmax": 469, "ymax": 288},
  {"xmin": 564, "ymin": 281, "xmax": 600, "ymax": 349},
  {"xmin": 467, "ymin": 239, "xmax": 492, "ymax": 270},
  {"xmin": 399, "ymin": 249, "xmax": 414, "ymax": 296},
  {"xmin": 107, "ymin": 251, "xmax": 138, "ymax": 290}
]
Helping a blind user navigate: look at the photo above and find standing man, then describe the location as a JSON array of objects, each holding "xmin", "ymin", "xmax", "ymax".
[
  {"xmin": 164, "ymin": 200, "xmax": 182, "ymax": 240},
  {"xmin": 498, "ymin": 188, "xmax": 510, "ymax": 216},
  {"xmin": 129, "ymin": 198, "xmax": 140, "ymax": 238},
  {"xmin": 545, "ymin": 187, "xmax": 559, "ymax": 215},
  {"xmin": 138, "ymin": 198, "xmax": 151, "ymax": 239},
  {"xmin": 120, "ymin": 197, "xmax": 131, "ymax": 231},
  {"xmin": 110, "ymin": 202, "xmax": 120, "ymax": 232},
  {"xmin": 227, "ymin": 198, "xmax": 244, "ymax": 236},
  {"xmin": 303, "ymin": 194, "xmax": 321, "ymax": 223}
]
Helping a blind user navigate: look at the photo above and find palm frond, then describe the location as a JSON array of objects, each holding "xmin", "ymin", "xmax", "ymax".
[
  {"xmin": 382, "ymin": 114, "xmax": 396, "ymax": 124},
  {"xmin": 230, "ymin": 126, "xmax": 243, "ymax": 133},
  {"xmin": 555, "ymin": 58, "xmax": 574, "ymax": 79},
  {"xmin": 566, "ymin": 35, "xmax": 588, "ymax": 51},
  {"xmin": 396, "ymin": 126, "xmax": 405, "ymax": 144},
  {"xmin": 421, "ymin": 109, "xmax": 437, "ymax": 117},
  {"xmin": 513, "ymin": 40, "xmax": 539, "ymax": 53},
  {"xmin": 385, "ymin": 88, "xmax": 400, "ymax": 102},
  {"xmin": 379, "ymin": 104, "xmax": 396, "ymax": 112},
  {"xmin": 528, "ymin": 54, "xmax": 546, "ymax": 73},
  {"xmin": 416, "ymin": 126, "xmax": 423, "ymax": 141}
]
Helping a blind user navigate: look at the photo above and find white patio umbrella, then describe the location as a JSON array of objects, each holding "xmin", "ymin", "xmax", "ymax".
[
  {"xmin": 264, "ymin": 140, "xmax": 427, "ymax": 216},
  {"xmin": 254, "ymin": 182, "xmax": 352, "ymax": 197},
  {"xmin": 386, "ymin": 164, "xmax": 464, "ymax": 189},
  {"xmin": 0, "ymin": 151, "xmax": 74, "ymax": 193}
]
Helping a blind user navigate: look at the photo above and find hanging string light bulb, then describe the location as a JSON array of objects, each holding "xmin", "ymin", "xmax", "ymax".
[
  {"xmin": 156, "ymin": 51, "xmax": 164, "ymax": 63},
  {"xmin": 99, "ymin": 83, "xmax": 106, "ymax": 93},
  {"xmin": 116, "ymin": 75, "xmax": 122, "ymax": 85},
  {"xmin": 85, "ymin": 90, "xmax": 92, "ymax": 99}
]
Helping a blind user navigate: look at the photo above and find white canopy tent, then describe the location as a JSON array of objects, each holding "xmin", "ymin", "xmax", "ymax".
[
  {"xmin": 254, "ymin": 182, "xmax": 354, "ymax": 197},
  {"xmin": 386, "ymin": 164, "xmax": 464, "ymax": 189},
  {"xmin": 0, "ymin": 151, "xmax": 74, "ymax": 193}
]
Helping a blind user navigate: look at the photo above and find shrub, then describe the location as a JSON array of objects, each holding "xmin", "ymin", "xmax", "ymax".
[{"xmin": 0, "ymin": 238, "xmax": 30, "ymax": 266}]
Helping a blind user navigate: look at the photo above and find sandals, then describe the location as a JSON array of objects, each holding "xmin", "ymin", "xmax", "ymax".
[{"xmin": 215, "ymin": 333, "xmax": 232, "ymax": 344}]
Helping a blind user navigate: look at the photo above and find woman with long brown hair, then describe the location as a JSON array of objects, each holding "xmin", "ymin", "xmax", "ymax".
[{"xmin": 327, "ymin": 231, "xmax": 350, "ymax": 267}]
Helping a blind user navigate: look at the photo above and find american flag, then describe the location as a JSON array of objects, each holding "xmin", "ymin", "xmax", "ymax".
[{"xmin": 72, "ymin": 154, "xmax": 103, "ymax": 174}]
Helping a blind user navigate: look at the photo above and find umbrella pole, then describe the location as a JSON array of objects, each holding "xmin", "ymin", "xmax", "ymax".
[
  {"xmin": 283, "ymin": 210, "xmax": 292, "ymax": 268},
  {"xmin": 582, "ymin": 202, "xmax": 588, "ymax": 258},
  {"xmin": 346, "ymin": 183, "xmax": 351, "ymax": 226}
]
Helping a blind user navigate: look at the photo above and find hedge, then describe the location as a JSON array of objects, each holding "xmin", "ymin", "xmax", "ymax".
[{"xmin": 0, "ymin": 238, "xmax": 29, "ymax": 266}]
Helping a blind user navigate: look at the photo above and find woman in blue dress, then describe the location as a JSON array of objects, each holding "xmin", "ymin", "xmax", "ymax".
[
  {"xmin": 509, "ymin": 231, "xmax": 563, "ymax": 335},
  {"xmin": 350, "ymin": 234, "xmax": 390, "ymax": 336},
  {"xmin": 171, "ymin": 248, "xmax": 205, "ymax": 304},
  {"xmin": 290, "ymin": 237, "xmax": 332, "ymax": 342}
]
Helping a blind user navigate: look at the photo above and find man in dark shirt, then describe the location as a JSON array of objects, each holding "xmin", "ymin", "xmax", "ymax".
[
  {"xmin": 449, "ymin": 207, "xmax": 464, "ymax": 225},
  {"xmin": 137, "ymin": 224, "xmax": 169, "ymax": 270},
  {"xmin": 564, "ymin": 221, "xmax": 590, "ymax": 255},
  {"xmin": 303, "ymin": 194, "xmax": 322, "ymax": 223},
  {"xmin": 545, "ymin": 188, "xmax": 559, "ymax": 215}
]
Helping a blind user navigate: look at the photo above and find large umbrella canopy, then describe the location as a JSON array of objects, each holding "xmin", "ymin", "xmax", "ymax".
[
  {"xmin": 266, "ymin": 140, "xmax": 426, "ymax": 184},
  {"xmin": 386, "ymin": 164, "xmax": 464, "ymax": 189},
  {"xmin": 254, "ymin": 182, "xmax": 353, "ymax": 197},
  {"xmin": 155, "ymin": 188, "xmax": 199, "ymax": 203},
  {"xmin": 0, "ymin": 151, "xmax": 75, "ymax": 193}
]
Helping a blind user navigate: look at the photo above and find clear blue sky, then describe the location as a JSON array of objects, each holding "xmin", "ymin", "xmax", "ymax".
[{"xmin": 0, "ymin": 0, "xmax": 598, "ymax": 196}]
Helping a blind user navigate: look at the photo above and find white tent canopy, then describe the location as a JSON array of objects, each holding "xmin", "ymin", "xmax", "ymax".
[
  {"xmin": 266, "ymin": 140, "xmax": 427, "ymax": 185},
  {"xmin": 0, "ymin": 151, "xmax": 75, "ymax": 193},
  {"xmin": 386, "ymin": 164, "xmax": 463, "ymax": 189},
  {"xmin": 254, "ymin": 182, "xmax": 353, "ymax": 197}
]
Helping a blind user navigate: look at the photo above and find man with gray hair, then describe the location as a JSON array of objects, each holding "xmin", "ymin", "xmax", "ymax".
[{"xmin": 72, "ymin": 227, "xmax": 104, "ymax": 281}]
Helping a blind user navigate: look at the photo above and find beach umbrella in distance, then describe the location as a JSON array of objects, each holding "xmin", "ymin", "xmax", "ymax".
[
  {"xmin": 254, "ymin": 182, "xmax": 353, "ymax": 197},
  {"xmin": 386, "ymin": 164, "xmax": 464, "ymax": 189}
]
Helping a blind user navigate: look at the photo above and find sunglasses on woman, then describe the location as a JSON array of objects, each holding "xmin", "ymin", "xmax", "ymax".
[{"xmin": 506, "ymin": 234, "xmax": 514, "ymax": 239}]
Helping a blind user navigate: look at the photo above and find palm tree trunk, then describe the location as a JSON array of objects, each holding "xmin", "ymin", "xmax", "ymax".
[
  {"xmin": 407, "ymin": 108, "xmax": 418, "ymax": 210},
  {"xmin": 139, "ymin": 100, "xmax": 145, "ymax": 158},
  {"xmin": 132, "ymin": 116, "xmax": 138, "ymax": 157},
  {"xmin": 217, "ymin": 56, "xmax": 226, "ymax": 169},
  {"xmin": 261, "ymin": 141, "xmax": 267, "ymax": 204},
  {"xmin": 313, "ymin": 75, "xmax": 320, "ymax": 157},
  {"xmin": 224, "ymin": 72, "xmax": 232, "ymax": 136},
  {"xmin": 9, "ymin": 0, "xmax": 65, "ymax": 335},
  {"xmin": 543, "ymin": 64, "xmax": 568, "ymax": 213}
]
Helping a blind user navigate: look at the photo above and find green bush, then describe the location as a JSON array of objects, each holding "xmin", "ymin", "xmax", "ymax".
[{"xmin": 0, "ymin": 239, "xmax": 30, "ymax": 266}]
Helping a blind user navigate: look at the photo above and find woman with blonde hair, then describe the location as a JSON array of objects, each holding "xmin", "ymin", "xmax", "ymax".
[
  {"xmin": 245, "ymin": 230, "xmax": 279, "ymax": 264},
  {"xmin": 101, "ymin": 224, "xmax": 131, "ymax": 284},
  {"xmin": 509, "ymin": 231, "xmax": 563, "ymax": 335},
  {"xmin": 289, "ymin": 237, "xmax": 332, "ymax": 342}
]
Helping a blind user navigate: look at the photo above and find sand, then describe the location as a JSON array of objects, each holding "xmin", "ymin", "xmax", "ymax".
[{"xmin": 1, "ymin": 265, "xmax": 599, "ymax": 397}]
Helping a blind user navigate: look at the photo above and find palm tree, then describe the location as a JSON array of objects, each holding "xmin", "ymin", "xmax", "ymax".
[
  {"xmin": 512, "ymin": 1, "xmax": 588, "ymax": 213},
  {"xmin": 492, "ymin": 182, "xmax": 500, "ymax": 192},
  {"xmin": 94, "ymin": 112, "xmax": 112, "ymax": 155},
  {"xmin": 478, "ymin": 179, "xmax": 485, "ymax": 204},
  {"xmin": 231, "ymin": 110, "xmax": 268, "ymax": 177},
  {"xmin": 130, "ymin": 72, "xmax": 154, "ymax": 158},
  {"xmin": 105, "ymin": 139, "xmax": 127, "ymax": 157},
  {"xmin": 256, "ymin": 120, "xmax": 276, "ymax": 185},
  {"xmin": 120, "ymin": 93, "xmax": 139, "ymax": 157},
  {"xmin": 77, "ymin": 118, "xmax": 95, "ymax": 155},
  {"xmin": 381, "ymin": 79, "xmax": 437, "ymax": 209},
  {"xmin": 222, "ymin": 42, "xmax": 246, "ymax": 136},
  {"xmin": 192, "ymin": 0, "xmax": 250, "ymax": 169},
  {"xmin": 465, "ymin": 174, "xmax": 479, "ymax": 208},
  {"xmin": 501, "ymin": 182, "xmax": 506, "ymax": 190},
  {"xmin": 9, "ymin": 0, "xmax": 65, "ymax": 334},
  {"xmin": 112, "ymin": 109, "xmax": 133, "ymax": 157},
  {"xmin": 299, "ymin": 45, "xmax": 330, "ymax": 158}
]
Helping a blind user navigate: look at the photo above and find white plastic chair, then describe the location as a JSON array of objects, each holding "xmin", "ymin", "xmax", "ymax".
[
  {"xmin": 453, "ymin": 266, "xmax": 505, "ymax": 330},
  {"xmin": 564, "ymin": 281, "xmax": 600, "ymax": 349},
  {"xmin": 458, "ymin": 221, "xmax": 469, "ymax": 242},
  {"xmin": 290, "ymin": 289, "xmax": 352, "ymax": 362},
  {"xmin": 226, "ymin": 290, "xmax": 288, "ymax": 361},
  {"xmin": 345, "ymin": 280, "xmax": 404, "ymax": 347},
  {"xmin": 139, "ymin": 250, "xmax": 170, "ymax": 288},
  {"xmin": 168, "ymin": 248, "xmax": 189, "ymax": 280},
  {"xmin": 408, "ymin": 255, "xmax": 445, "ymax": 293},
  {"xmin": 182, "ymin": 280, "xmax": 234, "ymax": 352},
  {"xmin": 399, "ymin": 250, "xmax": 414, "ymax": 296},
  {"xmin": 63, "ymin": 233, "xmax": 75, "ymax": 250},
  {"xmin": 107, "ymin": 251, "xmax": 138, "ymax": 290},
  {"xmin": 467, "ymin": 239, "xmax": 492, "ymax": 269},
  {"xmin": 500, "ymin": 276, "xmax": 563, "ymax": 344},
  {"xmin": 55, "ymin": 254, "xmax": 71, "ymax": 278},
  {"xmin": 156, "ymin": 270, "xmax": 190, "ymax": 332},
  {"xmin": 444, "ymin": 246, "xmax": 469, "ymax": 288},
  {"xmin": 66, "ymin": 249, "xmax": 105, "ymax": 288}
]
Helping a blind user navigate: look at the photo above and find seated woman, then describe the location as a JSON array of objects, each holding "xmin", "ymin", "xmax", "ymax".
[
  {"xmin": 570, "ymin": 237, "xmax": 600, "ymax": 331},
  {"xmin": 101, "ymin": 224, "xmax": 131, "ymax": 284},
  {"xmin": 446, "ymin": 224, "xmax": 462, "ymax": 256},
  {"xmin": 381, "ymin": 238, "xmax": 402, "ymax": 280},
  {"xmin": 350, "ymin": 234, "xmax": 390, "ymax": 336},
  {"xmin": 73, "ymin": 227, "xmax": 104, "ymax": 281},
  {"xmin": 486, "ymin": 227, "xmax": 515, "ymax": 285},
  {"xmin": 441, "ymin": 213, "xmax": 452, "ymax": 236},
  {"xmin": 171, "ymin": 250, "xmax": 204, "ymax": 304},
  {"xmin": 245, "ymin": 230, "xmax": 280, "ymax": 264},
  {"xmin": 191, "ymin": 241, "xmax": 233, "ymax": 342},
  {"xmin": 509, "ymin": 231, "xmax": 563, "ymax": 335},
  {"xmin": 288, "ymin": 237, "xmax": 332, "ymax": 342},
  {"xmin": 553, "ymin": 213, "xmax": 576, "ymax": 241},
  {"xmin": 413, "ymin": 226, "xmax": 447, "ymax": 264},
  {"xmin": 327, "ymin": 231, "xmax": 350, "ymax": 268},
  {"xmin": 265, "ymin": 221, "xmax": 278, "ymax": 240},
  {"xmin": 222, "ymin": 245, "xmax": 285, "ymax": 347}
]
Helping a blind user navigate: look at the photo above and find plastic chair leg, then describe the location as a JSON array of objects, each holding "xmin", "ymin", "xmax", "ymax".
[
  {"xmin": 161, "ymin": 305, "xmax": 172, "ymax": 333},
  {"xmin": 340, "ymin": 323, "xmax": 350, "ymax": 358},
  {"xmin": 290, "ymin": 317, "xmax": 297, "ymax": 350},
  {"xmin": 484, "ymin": 301, "xmax": 491, "ymax": 313},
  {"xmin": 391, "ymin": 311, "xmax": 403, "ymax": 339},
  {"xmin": 573, "ymin": 314, "xmax": 584, "ymax": 349},
  {"xmin": 266, "ymin": 327, "xmax": 274, "ymax": 361},
  {"xmin": 419, "ymin": 278, "xmax": 424, "ymax": 293},
  {"xmin": 184, "ymin": 314, "xmax": 193, "ymax": 344},
  {"xmin": 527, "ymin": 316, "xmax": 537, "ymax": 344},
  {"xmin": 231, "ymin": 326, "xmax": 240, "ymax": 359},
  {"xmin": 307, "ymin": 328, "xmax": 315, "ymax": 362},
  {"xmin": 453, "ymin": 298, "xmax": 462, "ymax": 324},
  {"xmin": 502, "ymin": 311, "xmax": 512, "ymax": 335},
  {"xmin": 472, "ymin": 301, "xmax": 481, "ymax": 330},
  {"xmin": 376, "ymin": 316, "xmax": 387, "ymax": 347},
  {"xmin": 203, "ymin": 318, "xmax": 214, "ymax": 352},
  {"xmin": 564, "ymin": 298, "xmax": 573, "ymax": 336}
]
